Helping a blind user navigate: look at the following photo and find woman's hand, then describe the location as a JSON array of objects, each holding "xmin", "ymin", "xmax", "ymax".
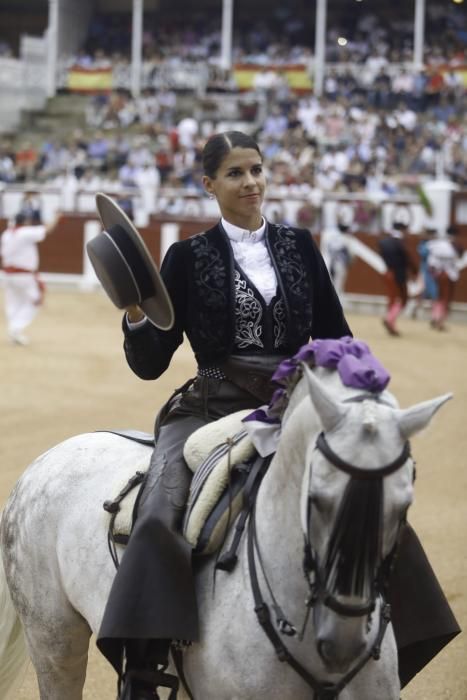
[{"xmin": 125, "ymin": 304, "xmax": 146, "ymax": 323}]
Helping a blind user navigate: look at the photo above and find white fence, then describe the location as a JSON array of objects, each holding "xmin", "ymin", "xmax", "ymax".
[{"xmin": 0, "ymin": 184, "xmax": 433, "ymax": 234}]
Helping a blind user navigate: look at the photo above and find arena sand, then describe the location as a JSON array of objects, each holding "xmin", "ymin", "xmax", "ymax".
[{"xmin": 0, "ymin": 289, "xmax": 465, "ymax": 700}]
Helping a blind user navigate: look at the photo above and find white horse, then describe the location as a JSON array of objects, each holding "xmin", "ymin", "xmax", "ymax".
[{"xmin": 0, "ymin": 358, "xmax": 451, "ymax": 700}]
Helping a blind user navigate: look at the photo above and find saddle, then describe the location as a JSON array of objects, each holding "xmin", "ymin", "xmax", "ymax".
[{"xmin": 103, "ymin": 411, "xmax": 268, "ymax": 559}]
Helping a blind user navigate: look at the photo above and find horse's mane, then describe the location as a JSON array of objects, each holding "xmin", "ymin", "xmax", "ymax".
[
  {"xmin": 270, "ymin": 341, "xmax": 396, "ymax": 600},
  {"xmin": 325, "ymin": 476, "xmax": 383, "ymax": 598}
]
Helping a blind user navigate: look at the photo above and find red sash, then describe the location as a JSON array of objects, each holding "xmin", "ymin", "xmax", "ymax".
[{"xmin": 2, "ymin": 266, "xmax": 46, "ymax": 305}]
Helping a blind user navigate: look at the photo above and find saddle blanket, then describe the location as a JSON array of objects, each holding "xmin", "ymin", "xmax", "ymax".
[{"xmin": 107, "ymin": 410, "xmax": 257, "ymax": 555}]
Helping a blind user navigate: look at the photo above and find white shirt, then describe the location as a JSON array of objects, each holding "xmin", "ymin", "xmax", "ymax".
[
  {"xmin": 1, "ymin": 224, "xmax": 46, "ymax": 271},
  {"xmin": 427, "ymin": 238, "xmax": 460, "ymax": 282},
  {"xmin": 221, "ymin": 217, "xmax": 278, "ymax": 305}
]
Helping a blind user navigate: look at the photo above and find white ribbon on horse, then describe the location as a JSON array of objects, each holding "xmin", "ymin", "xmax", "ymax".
[{"xmin": 242, "ymin": 406, "xmax": 282, "ymax": 457}]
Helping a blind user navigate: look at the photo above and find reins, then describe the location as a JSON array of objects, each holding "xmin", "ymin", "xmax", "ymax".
[{"xmin": 247, "ymin": 499, "xmax": 392, "ymax": 700}]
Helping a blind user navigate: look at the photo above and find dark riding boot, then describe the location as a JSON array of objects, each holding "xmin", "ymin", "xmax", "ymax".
[{"xmin": 119, "ymin": 639, "xmax": 179, "ymax": 700}]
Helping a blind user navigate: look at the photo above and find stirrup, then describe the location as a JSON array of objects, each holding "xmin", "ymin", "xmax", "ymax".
[
  {"xmin": 119, "ymin": 670, "xmax": 158, "ymax": 700},
  {"xmin": 153, "ymin": 666, "xmax": 179, "ymax": 699},
  {"xmin": 120, "ymin": 667, "xmax": 179, "ymax": 700}
]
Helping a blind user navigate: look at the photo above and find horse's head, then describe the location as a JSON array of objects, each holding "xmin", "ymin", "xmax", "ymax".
[{"xmin": 300, "ymin": 364, "xmax": 451, "ymax": 673}]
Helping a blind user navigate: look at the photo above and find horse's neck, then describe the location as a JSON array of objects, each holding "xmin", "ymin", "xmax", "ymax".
[{"xmin": 254, "ymin": 379, "xmax": 319, "ymax": 562}]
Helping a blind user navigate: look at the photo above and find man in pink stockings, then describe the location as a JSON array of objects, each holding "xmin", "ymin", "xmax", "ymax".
[{"xmin": 378, "ymin": 217, "xmax": 418, "ymax": 336}]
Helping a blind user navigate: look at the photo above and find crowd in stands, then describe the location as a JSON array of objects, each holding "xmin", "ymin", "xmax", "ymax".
[
  {"xmin": 53, "ymin": 4, "xmax": 467, "ymax": 97},
  {"xmin": 1, "ymin": 71, "xmax": 464, "ymax": 201},
  {"xmin": 0, "ymin": 3, "xmax": 465, "ymax": 210},
  {"xmin": 64, "ymin": 3, "xmax": 466, "ymax": 72}
]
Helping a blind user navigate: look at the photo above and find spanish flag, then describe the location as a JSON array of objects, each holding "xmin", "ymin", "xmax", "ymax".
[
  {"xmin": 67, "ymin": 66, "xmax": 113, "ymax": 93},
  {"xmin": 440, "ymin": 65, "xmax": 467, "ymax": 87},
  {"xmin": 233, "ymin": 64, "xmax": 312, "ymax": 93}
]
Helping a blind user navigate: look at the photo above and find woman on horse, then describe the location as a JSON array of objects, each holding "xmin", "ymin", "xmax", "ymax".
[
  {"xmin": 96, "ymin": 131, "xmax": 459, "ymax": 700},
  {"xmin": 96, "ymin": 130, "xmax": 351, "ymax": 699}
]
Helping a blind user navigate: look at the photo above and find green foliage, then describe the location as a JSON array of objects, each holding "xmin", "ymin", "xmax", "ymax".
[{"xmin": 416, "ymin": 184, "xmax": 433, "ymax": 216}]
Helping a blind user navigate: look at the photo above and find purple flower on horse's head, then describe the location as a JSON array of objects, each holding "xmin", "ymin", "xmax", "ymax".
[
  {"xmin": 344, "ymin": 338, "xmax": 370, "ymax": 359},
  {"xmin": 292, "ymin": 343, "xmax": 315, "ymax": 364},
  {"xmin": 271, "ymin": 358, "xmax": 299, "ymax": 384},
  {"xmin": 273, "ymin": 336, "xmax": 390, "ymax": 399},
  {"xmin": 268, "ymin": 387, "xmax": 288, "ymax": 418},
  {"xmin": 337, "ymin": 353, "xmax": 390, "ymax": 393},
  {"xmin": 310, "ymin": 338, "xmax": 346, "ymax": 368}
]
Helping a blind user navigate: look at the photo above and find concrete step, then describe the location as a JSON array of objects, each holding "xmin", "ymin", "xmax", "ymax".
[
  {"xmin": 33, "ymin": 113, "xmax": 86, "ymax": 130},
  {"xmin": 45, "ymin": 94, "xmax": 90, "ymax": 115}
]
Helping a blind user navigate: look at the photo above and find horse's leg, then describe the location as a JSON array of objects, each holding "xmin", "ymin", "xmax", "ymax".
[{"xmin": 22, "ymin": 607, "xmax": 91, "ymax": 700}]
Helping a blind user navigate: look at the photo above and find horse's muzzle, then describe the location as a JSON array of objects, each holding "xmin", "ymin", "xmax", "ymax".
[{"xmin": 317, "ymin": 637, "xmax": 366, "ymax": 673}]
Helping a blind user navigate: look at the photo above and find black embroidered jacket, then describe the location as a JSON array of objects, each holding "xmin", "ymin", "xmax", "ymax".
[{"xmin": 122, "ymin": 222, "xmax": 351, "ymax": 379}]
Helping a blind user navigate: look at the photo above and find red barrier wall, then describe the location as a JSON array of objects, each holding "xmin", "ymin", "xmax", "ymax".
[{"xmin": 2, "ymin": 215, "xmax": 467, "ymax": 301}]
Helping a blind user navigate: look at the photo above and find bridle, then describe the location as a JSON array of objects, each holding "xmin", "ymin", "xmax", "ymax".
[
  {"xmin": 248, "ymin": 410, "xmax": 413, "ymax": 700},
  {"xmin": 308, "ymin": 431, "xmax": 411, "ymax": 618}
]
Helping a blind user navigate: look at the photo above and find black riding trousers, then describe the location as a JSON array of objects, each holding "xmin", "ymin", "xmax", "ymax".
[{"xmin": 96, "ymin": 376, "xmax": 261, "ymax": 675}]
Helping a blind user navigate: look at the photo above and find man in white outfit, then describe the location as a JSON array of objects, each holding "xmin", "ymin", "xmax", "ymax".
[
  {"xmin": 1, "ymin": 212, "xmax": 56, "ymax": 345},
  {"xmin": 320, "ymin": 204, "xmax": 354, "ymax": 301},
  {"xmin": 426, "ymin": 227, "xmax": 463, "ymax": 330}
]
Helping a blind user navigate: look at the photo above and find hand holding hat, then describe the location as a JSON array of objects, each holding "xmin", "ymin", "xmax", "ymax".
[
  {"xmin": 125, "ymin": 304, "xmax": 146, "ymax": 323},
  {"xmin": 87, "ymin": 193, "xmax": 174, "ymax": 330}
]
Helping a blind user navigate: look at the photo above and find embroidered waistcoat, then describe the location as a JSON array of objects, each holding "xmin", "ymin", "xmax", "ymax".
[
  {"xmin": 232, "ymin": 264, "xmax": 286, "ymax": 353},
  {"xmin": 177, "ymin": 222, "xmax": 313, "ymax": 364}
]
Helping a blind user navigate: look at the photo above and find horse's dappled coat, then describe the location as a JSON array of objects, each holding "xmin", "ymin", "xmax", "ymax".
[{"xmin": 0, "ymin": 340, "xmax": 454, "ymax": 700}]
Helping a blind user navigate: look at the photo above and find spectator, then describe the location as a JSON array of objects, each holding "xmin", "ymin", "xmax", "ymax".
[
  {"xmin": 320, "ymin": 204, "xmax": 355, "ymax": 301},
  {"xmin": 134, "ymin": 161, "xmax": 161, "ymax": 215},
  {"xmin": 177, "ymin": 117, "xmax": 199, "ymax": 149},
  {"xmin": 17, "ymin": 191, "xmax": 42, "ymax": 223},
  {"xmin": 14, "ymin": 141, "xmax": 39, "ymax": 181}
]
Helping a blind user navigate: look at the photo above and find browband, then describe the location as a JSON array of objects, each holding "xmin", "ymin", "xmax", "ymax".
[{"xmin": 315, "ymin": 432, "xmax": 411, "ymax": 479}]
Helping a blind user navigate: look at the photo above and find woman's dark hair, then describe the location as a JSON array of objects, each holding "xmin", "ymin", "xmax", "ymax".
[{"xmin": 202, "ymin": 131, "xmax": 262, "ymax": 178}]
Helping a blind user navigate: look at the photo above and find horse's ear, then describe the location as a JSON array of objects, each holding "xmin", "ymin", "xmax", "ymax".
[
  {"xmin": 302, "ymin": 363, "xmax": 348, "ymax": 432},
  {"xmin": 395, "ymin": 393, "xmax": 452, "ymax": 439}
]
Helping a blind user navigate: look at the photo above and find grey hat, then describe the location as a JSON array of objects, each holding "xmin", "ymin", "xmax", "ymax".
[{"xmin": 87, "ymin": 192, "xmax": 174, "ymax": 330}]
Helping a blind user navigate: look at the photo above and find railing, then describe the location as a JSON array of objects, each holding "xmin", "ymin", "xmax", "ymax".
[
  {"xmin": 0, "ymin": 183, "xmax": 427, "ymax": 234},
  {"xmin": 1, "ymin": 185, "xmax": 466, "ymax": 314}
]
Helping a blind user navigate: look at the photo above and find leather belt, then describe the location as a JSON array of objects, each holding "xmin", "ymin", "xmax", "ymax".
[{"xmin": 218, "ymin": 354, "xmax": 286, "ymax": 403}]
